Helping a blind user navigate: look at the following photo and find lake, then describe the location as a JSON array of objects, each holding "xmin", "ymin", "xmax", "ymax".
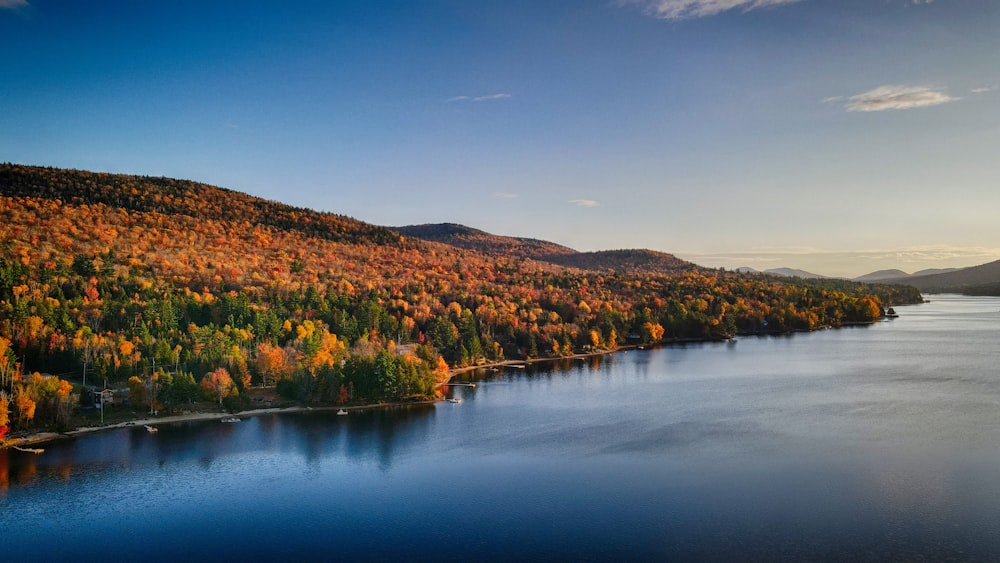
[{"xmin": 3, "ymin": 294, "xmax": 1000, "ymax": 561}]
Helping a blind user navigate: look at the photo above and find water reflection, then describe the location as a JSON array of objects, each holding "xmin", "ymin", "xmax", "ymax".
[
  {"xmin": 282, "ymin": 404, "xmax": 435, "ymax": 470},
  {"xmin": 2, "ymin": 404, "xmax": 438, "ymax": 489},
  {"xmin": 0, "ymin": 449, "xmax": 37, "ymax": 494}
]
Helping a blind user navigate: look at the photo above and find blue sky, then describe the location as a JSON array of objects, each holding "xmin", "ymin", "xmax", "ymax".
[{"xmin": 2, "ymin": 0, "xmax": 998, "ymax": 277}]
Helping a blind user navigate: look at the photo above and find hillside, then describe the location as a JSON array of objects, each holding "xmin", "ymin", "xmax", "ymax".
[
  {"xmin": 735, "ymin": 267, "xmax": 826, "ymax": 279},
  {"xmin": 395, "ymin": 223, "xmax": 697, "ymax": 275},
  {"xmin": 0, "ymin": 164, "xmax": 401, "ymax": 246},
  {"xmin": 854, "ymin": 268, "xmax": 961, "ymax": 283},
  {"xmin": 901, "ymin": 260, "xmax": 1000, "ymax": 294},
  {"xmin": 762, "ymin": 268, "xmax": 826, "ymax": 279},
  {"xmin": 544, "ymin": 248, "xmax": 696, "ymax": 275},
  {"xmin": 854, "ymin": 269, "xmax": 910, "ymax": 282},
  {"xmin": 393, "ymin": 223, "xmax": 576, "ymax": 260},
  {"xmin": 0, "ymin": 163, "xmax": 922, "ymax": 434}
]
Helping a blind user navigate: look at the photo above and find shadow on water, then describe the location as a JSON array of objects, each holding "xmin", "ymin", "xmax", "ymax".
[
  {"xmin": 1, "ymin": 403, "xmax": 437, "ymax": 489},
  {"xmin": 280, "ymin": 404, "xmax": 435, "ymax": 470}
]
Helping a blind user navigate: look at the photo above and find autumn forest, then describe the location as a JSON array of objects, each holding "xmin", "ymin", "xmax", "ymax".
[{"xmin": 0, "ymin": 164, "xmax": 922, "ymax": 436}]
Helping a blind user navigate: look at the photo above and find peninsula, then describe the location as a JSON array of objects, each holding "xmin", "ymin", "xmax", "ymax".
[{"xmin": 0, "ymin": 164, "xmax": 922, "ymax": 442}]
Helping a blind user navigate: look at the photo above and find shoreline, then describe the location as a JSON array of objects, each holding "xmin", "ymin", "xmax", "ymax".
[
  {"xmin": 2, "ymin": 400, "xmax": 440, "ymax": 450},
  {"xmin": 442, "ymin": 344, "xmax": 640, "ymax": 379},
  {"xmin": 3, "ymin": 347, "xmax": 640, "ymax": 450},
  {"xmin": 8, "ymin": 330, "xmax": 844, "ymax": 450}
]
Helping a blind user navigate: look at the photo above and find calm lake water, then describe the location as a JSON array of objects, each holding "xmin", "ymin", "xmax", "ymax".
[{"xmin": 4, "ymin": 294, "xmax": 1000, "ymax": 561}]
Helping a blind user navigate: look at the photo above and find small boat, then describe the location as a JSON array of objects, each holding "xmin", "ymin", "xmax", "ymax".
[
  {"xmin": 145, "ymin": 425, "xmax": 158, "ymax": 433},
  {"xmin": 221, "ymin": 417, "xmax": 241, "ymax": 423},
  {"xmin": 885, "ymin": 307, "xmax": 899, "ymax": 319},
  {"xmin": 336, "ymin": 409, "xmax": 348, "ymax": 416},
  {"xmin": 447, "ymin": 398, "xmax": 462, "ymax": 404},
  {"xmin": 13, "ymin": 446, "xmax": 44, "ymax": 454}
]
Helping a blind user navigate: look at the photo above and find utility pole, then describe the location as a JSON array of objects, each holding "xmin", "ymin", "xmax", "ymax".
[{"xmin": 150, "ymin": 358, "xmax": 157, "ymax": 415}]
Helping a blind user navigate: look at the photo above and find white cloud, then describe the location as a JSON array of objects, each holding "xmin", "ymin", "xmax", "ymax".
[
  {"xmin": 569, "ymin": 199, "xmax": 599, "ymax": 207},
  {"xmin": 493, "ymin": 192, "xmax": 520, "ymax": 199},
  {"xmin": 825, "ymin": 85, "xmax": 957, "ymax": 112},
  {"xmin": 971, "ymin": 85, "xmax": 998, "ymax": 94},
  {"xmin": 0, "ymin": 0, "xmax": 28, "ymax": 8},
  {"xmin": 473, "ymin": 93, "xmax": 511, "ymax": 102},
  {"xmin": 620, "ymin": 0, "xmax": 800, "ymax": 20},
  {"xmin": 447, "ymin": 93, "xmax": 512, "ymax": 103}
]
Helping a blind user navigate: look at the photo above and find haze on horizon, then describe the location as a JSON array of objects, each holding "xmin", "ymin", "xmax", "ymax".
[{"xmin": 2, "ymin": 0, "xmax": 998, "ymax": 279}]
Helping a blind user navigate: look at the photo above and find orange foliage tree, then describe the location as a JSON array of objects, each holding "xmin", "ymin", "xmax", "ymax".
[{"xmin": 200, "ymin": 367, "xmax": 236, "ymax": 405}]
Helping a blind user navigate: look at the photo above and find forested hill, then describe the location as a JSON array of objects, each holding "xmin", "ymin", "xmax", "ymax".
[
  {"xmin": 393, "ymin": 223, "xmax": 577, "ymax": 260},
  {"xmin": 544, "ymin": 249, "xmax": 695, "ymax": 275},
  {"xmin": 0, "ymin": 164, "xmax": 922, "ymax": 435},
  {"xmin": 900, "ymin": 259, "xmax": 1000, "ymax": 295},
  {"xmin": 0, "ymin": 164, "xmax": 400, "ymax": 246},
  {"xmin": 395, "ymin": 223, "xmax": 697, "ymax": 275}
]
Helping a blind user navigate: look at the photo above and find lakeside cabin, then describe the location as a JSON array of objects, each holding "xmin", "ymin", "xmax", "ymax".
[{"xmin": 91, "ymin": 388, "xmax": 127, "ymax": 408}]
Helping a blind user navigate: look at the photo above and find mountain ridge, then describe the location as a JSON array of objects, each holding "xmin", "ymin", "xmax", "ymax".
[
  {"xmin": 394, "ymin": 223, "xmax": 698, "ymax": 275},
  {"xmin": 852, "ymin": 267, "xmax": 962, "ymax": 283},
  {"xmin": 897, "ymin": 260, "xmax": 1000, "ymax": 294},
  {"xmin": 0, "ymin": 163, "xmax": 402, "ymax": 246},
  {"xmin": 735, "ymin": 266, "xmax": 827, "ymax": 279}
]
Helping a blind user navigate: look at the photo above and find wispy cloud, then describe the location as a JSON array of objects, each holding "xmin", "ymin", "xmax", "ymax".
[
  {"xmin": 447, "ymin": 93, "xmax": 512, "ymax": 103},
  {"xmin": 569, "ymin": 199, "xmax": 599, "ymax": 208},
  {"xmin": 971, "ymin": 85, "xmax": 998, "ymax": 94},
  {"xmin": 824, "ymin": 85, "xmax": 957, "ymax": 112},
  {"xmin": 0, "ymin": 0, "xmax": 29, "ymax": 8},
  {"xmin": 619, "ymin": 0, "xmax": 800, "ymax": 20},
  {"xmin": 493, "ymin": 192, "xmax": 520, "ymax": 199}
]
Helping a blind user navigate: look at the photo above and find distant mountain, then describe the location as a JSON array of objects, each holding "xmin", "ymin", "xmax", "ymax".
[
  {"xmin": 763, "ymin": 268, "xmax": 827, "ymax": 279},
  {"xmin": 853, "ymin": 269, "xmax": 910, "ymax": 282},
  {"xmin": 394, "ymin": 223, "xmax": 698, "ymax": 275},
  {"xmin": 393, "ymin": 223, "xmax": 576, "ymax": 260},
  {"xmin": 854, "ymin": 267, "xmax": 961, "ymax": 283},
  {"xmin": 901, "ymin": 260, "xmax": 1000, "ymax": 295},
  {"xmin": 733, "ymin": 266, "xmax": 826, "ymax": 279},
  {"xmin": 912, "ymin": 268, "xmax": 961, "ymax": 277}
]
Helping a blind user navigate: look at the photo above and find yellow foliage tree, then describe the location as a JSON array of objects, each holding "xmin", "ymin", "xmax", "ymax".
[
  {"xmin": 0, "ymin": 393, "xmax": 9, "ymax": 428},
  {"xmin": 589, "ymin": 329, "xmax": 602, "ymax": 349},
  {"xmin": 15, "ymin": 390, "xmax": 36, "ymax": 423},
  {"xmin": 642, "ymin": 322, "xmax": 665, "ymax": 344}
]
